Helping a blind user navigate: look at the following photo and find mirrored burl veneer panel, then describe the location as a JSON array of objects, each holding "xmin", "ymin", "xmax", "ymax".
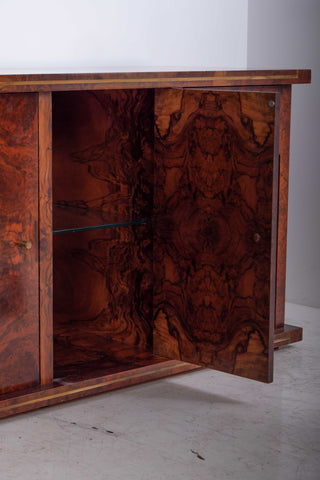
[
  {"xmin": 52, "ymin": 89, "xmax": 154, "ymax": 232},
  {"xmin": 53, "ymin": 224, "xmax": 154, "ymax": 380},
  {"xmin": 52, "ymin": 89, "xmax": 156, "ymax": 383},
  {"xmin": 153, "ymin": 89, "xmax": 279, "ymax": 382}
]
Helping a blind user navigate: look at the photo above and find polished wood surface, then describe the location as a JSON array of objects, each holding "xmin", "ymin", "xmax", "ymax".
[
  {"xmin": 0, "ymin": 69, "xmax": 311, "ymax": 93},
  {"xmin": 52, "ymin": 90, "xmax": 153, "ymax": 230},
  {"xmin": 0, "ymin": 69, "xmax": 310, "ymax": 417},
  {"xmin": 53, "ymin": 225, "xmax": 153, "ymax": 357},
  {"xmin": 0, "ymin": 93, "xmax": 39, "ymax": 394},
  {"xmin": 197, "ymin": 84, "xmax": 289, "ymax": 332},
  {"xmin": 38, "ymin": 92, "xmax": 54, "ymax": 385},
  {"xmin": 153, "ymin": 89, "xmax": 278, "ymax": 382},
  {"xmin": 54, "ymin": 338, "xmax": 164, "ymax": 382}
]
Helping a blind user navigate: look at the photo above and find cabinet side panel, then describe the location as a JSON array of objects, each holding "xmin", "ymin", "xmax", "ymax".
[
  {"xmin": 0, "ymin": 93, "xmax": 40, "ymax": 394},
  {"xmin": 154, "ymin": 89, "xmax": 277, "ymax": 382}
]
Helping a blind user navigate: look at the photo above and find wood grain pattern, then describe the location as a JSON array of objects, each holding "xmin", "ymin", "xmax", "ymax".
[
  {"xmin": 0, "ymin": 73, "xmax": 308, "ymax": 418},
  {"xmin": 52, "ymin": 90, "xmax": 153, "ymax": 230},
  {"xmin": 0, "ymin": 93, "xmax": 40, "ymax": 394},
  {"xmin": 192, "ymin": 85, "xmax": 294, "ymax": 336},
  {"xmin": 0, "ymin": 70, "xmax": 311, "ymax": 94},
  {"xmin": 54, "ymin": 338, "xmax": 165, "ymax": 382},
  {"xmin": 38, "ymin": 92, "xmax": 53, "ymax": 385},
  {"xmin": 53, "ymin": 224, "xmax": 153, "ymax": 372},
  {"xmin": 153, "ymin": 89, "xmax": 279, "ymax": 382}
]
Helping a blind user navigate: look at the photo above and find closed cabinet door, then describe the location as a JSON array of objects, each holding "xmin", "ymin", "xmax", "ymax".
[
  {"xmin": 153, "ymin": 88, "xmax": 279, "ymax": 383},
  {"xmin": 0, "ymin": 93, "xmax": 39, "ymax": 394}
]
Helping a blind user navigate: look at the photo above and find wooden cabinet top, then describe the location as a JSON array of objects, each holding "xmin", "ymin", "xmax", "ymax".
[{"xmin": 0, "ymin": 69, "xmax": 311, "ymax": 93}]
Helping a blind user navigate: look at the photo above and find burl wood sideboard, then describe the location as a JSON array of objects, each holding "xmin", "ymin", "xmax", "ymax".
[{"xmin": 0, "ymin": 69, "xmax": 311, "ymax": 418}]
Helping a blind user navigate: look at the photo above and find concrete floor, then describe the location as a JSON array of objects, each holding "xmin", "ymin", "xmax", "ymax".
[{"xmin": 0, "ymin": 303, "xmax": 319, "ymax": 480}]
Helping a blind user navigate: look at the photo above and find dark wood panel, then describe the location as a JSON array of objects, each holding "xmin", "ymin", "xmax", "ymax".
[
  {"xmin": 0, "ymin": 93, "xmax": 39, "ymax": 394},
  {"xmin": 0, "ymin": 70, "xmax": 311, "ymax": 93},
  {"xmin": 52, "ymin": 89, "xmax": 153, "ymax": 230},
  {"xmin": 54, "ymin": 338, "xmax": 165, "ymax": 382},
  {"xmin": 53, "ymin": 224, "xmax": 153, "ymax": 361},
  {"xmin": 38, "ymin": 92, "xmax": 53, "ymax": 385},
  {"xmin": 153, "ymin": 89, "xmax": 278, "ymax": 382},
  {"xmin": 191, "ymin": 85, "xmax": 295, "ymax": 337}
]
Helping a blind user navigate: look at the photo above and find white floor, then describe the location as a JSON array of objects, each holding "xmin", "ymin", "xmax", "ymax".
[{"xmin": 0, "ymin": 303, "xmax": 319, "ymax": 480}]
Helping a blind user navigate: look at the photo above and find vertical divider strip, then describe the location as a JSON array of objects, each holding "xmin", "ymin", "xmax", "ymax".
[
  {"xmin": 38, "ymin": 92, "xmax": 53, "ymax": 385},
  {"xmin": 275, "ymin": 86, "xmax": 292, "ymax": 331},
  {"xmin": 267, "ymin": 91, "xmax": 281, "ymax": 381}
]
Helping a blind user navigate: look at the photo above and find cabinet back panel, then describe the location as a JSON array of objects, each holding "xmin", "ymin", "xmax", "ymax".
[
  {"xmin": 53, "ymin": 224, "xmax": 153, "ymax": 367},
  {"xmin": 52, "ymin": 90, "xmax": 153, "ymax": 231},
  {"xmin": 0, "ymin": 93, "xmax": 39, "ymax": 394},
  {"xmin": 153, "ymin": 89, "xmax": 278, "ymax": 383}
]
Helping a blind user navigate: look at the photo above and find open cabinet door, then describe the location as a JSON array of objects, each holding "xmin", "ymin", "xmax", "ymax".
[{"xmin": 153, "ymin": 88, "xmax": 279, "ymax": 383}]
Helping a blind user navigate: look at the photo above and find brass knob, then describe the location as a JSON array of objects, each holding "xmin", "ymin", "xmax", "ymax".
[{"xmin": 17, "ymin": 240, "xmax": 32, "ymax": 250}]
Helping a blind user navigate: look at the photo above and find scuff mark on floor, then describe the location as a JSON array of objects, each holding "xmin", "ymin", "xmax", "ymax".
[
  {"xmin": 191, "ymin": 449, "xmax": 205, "ymax": 461},
  {"xmin": 46, "ymin": 416, "xmax": 117, "ymax": 437}
]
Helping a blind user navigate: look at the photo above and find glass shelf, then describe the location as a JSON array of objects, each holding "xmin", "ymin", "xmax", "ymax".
[{"xmin": 52, "ymin": 219, "xmax": 150, "ymax": 235}]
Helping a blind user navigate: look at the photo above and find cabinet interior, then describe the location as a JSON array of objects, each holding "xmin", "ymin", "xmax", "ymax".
[
  {"xmin": 51, "ymin": 86, "xmax": 277, "ymax": 384},
  {"xmin": 52, "ymin": 89, "xmax": 160, "ymax": 382}
]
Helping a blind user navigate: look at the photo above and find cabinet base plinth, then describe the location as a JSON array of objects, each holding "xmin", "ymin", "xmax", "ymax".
[
  {"xmin": 274, "ymin": 324, "xmax": 303, "ymax": 348},
  {"xmin": 0, "ymin": 360, "xmax": 199, "ymax": 419}
]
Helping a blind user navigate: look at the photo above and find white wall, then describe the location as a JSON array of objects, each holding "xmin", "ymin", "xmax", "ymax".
[
  {"xmin": 0, "ymin": 0, "xmax": 248, "ymax": 72},
  {"xmin": 248, "ymin": 0, "xmax": 320, "ymax": 308}
]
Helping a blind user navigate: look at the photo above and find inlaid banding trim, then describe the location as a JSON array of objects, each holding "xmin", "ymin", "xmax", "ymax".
[
  {"xmin": 274, "ymin": 337, "xmax": 290, "ymax": 344},
  {"xmin": 0, "ymin": 73, "xmax": 300, "ymax": 88}
]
